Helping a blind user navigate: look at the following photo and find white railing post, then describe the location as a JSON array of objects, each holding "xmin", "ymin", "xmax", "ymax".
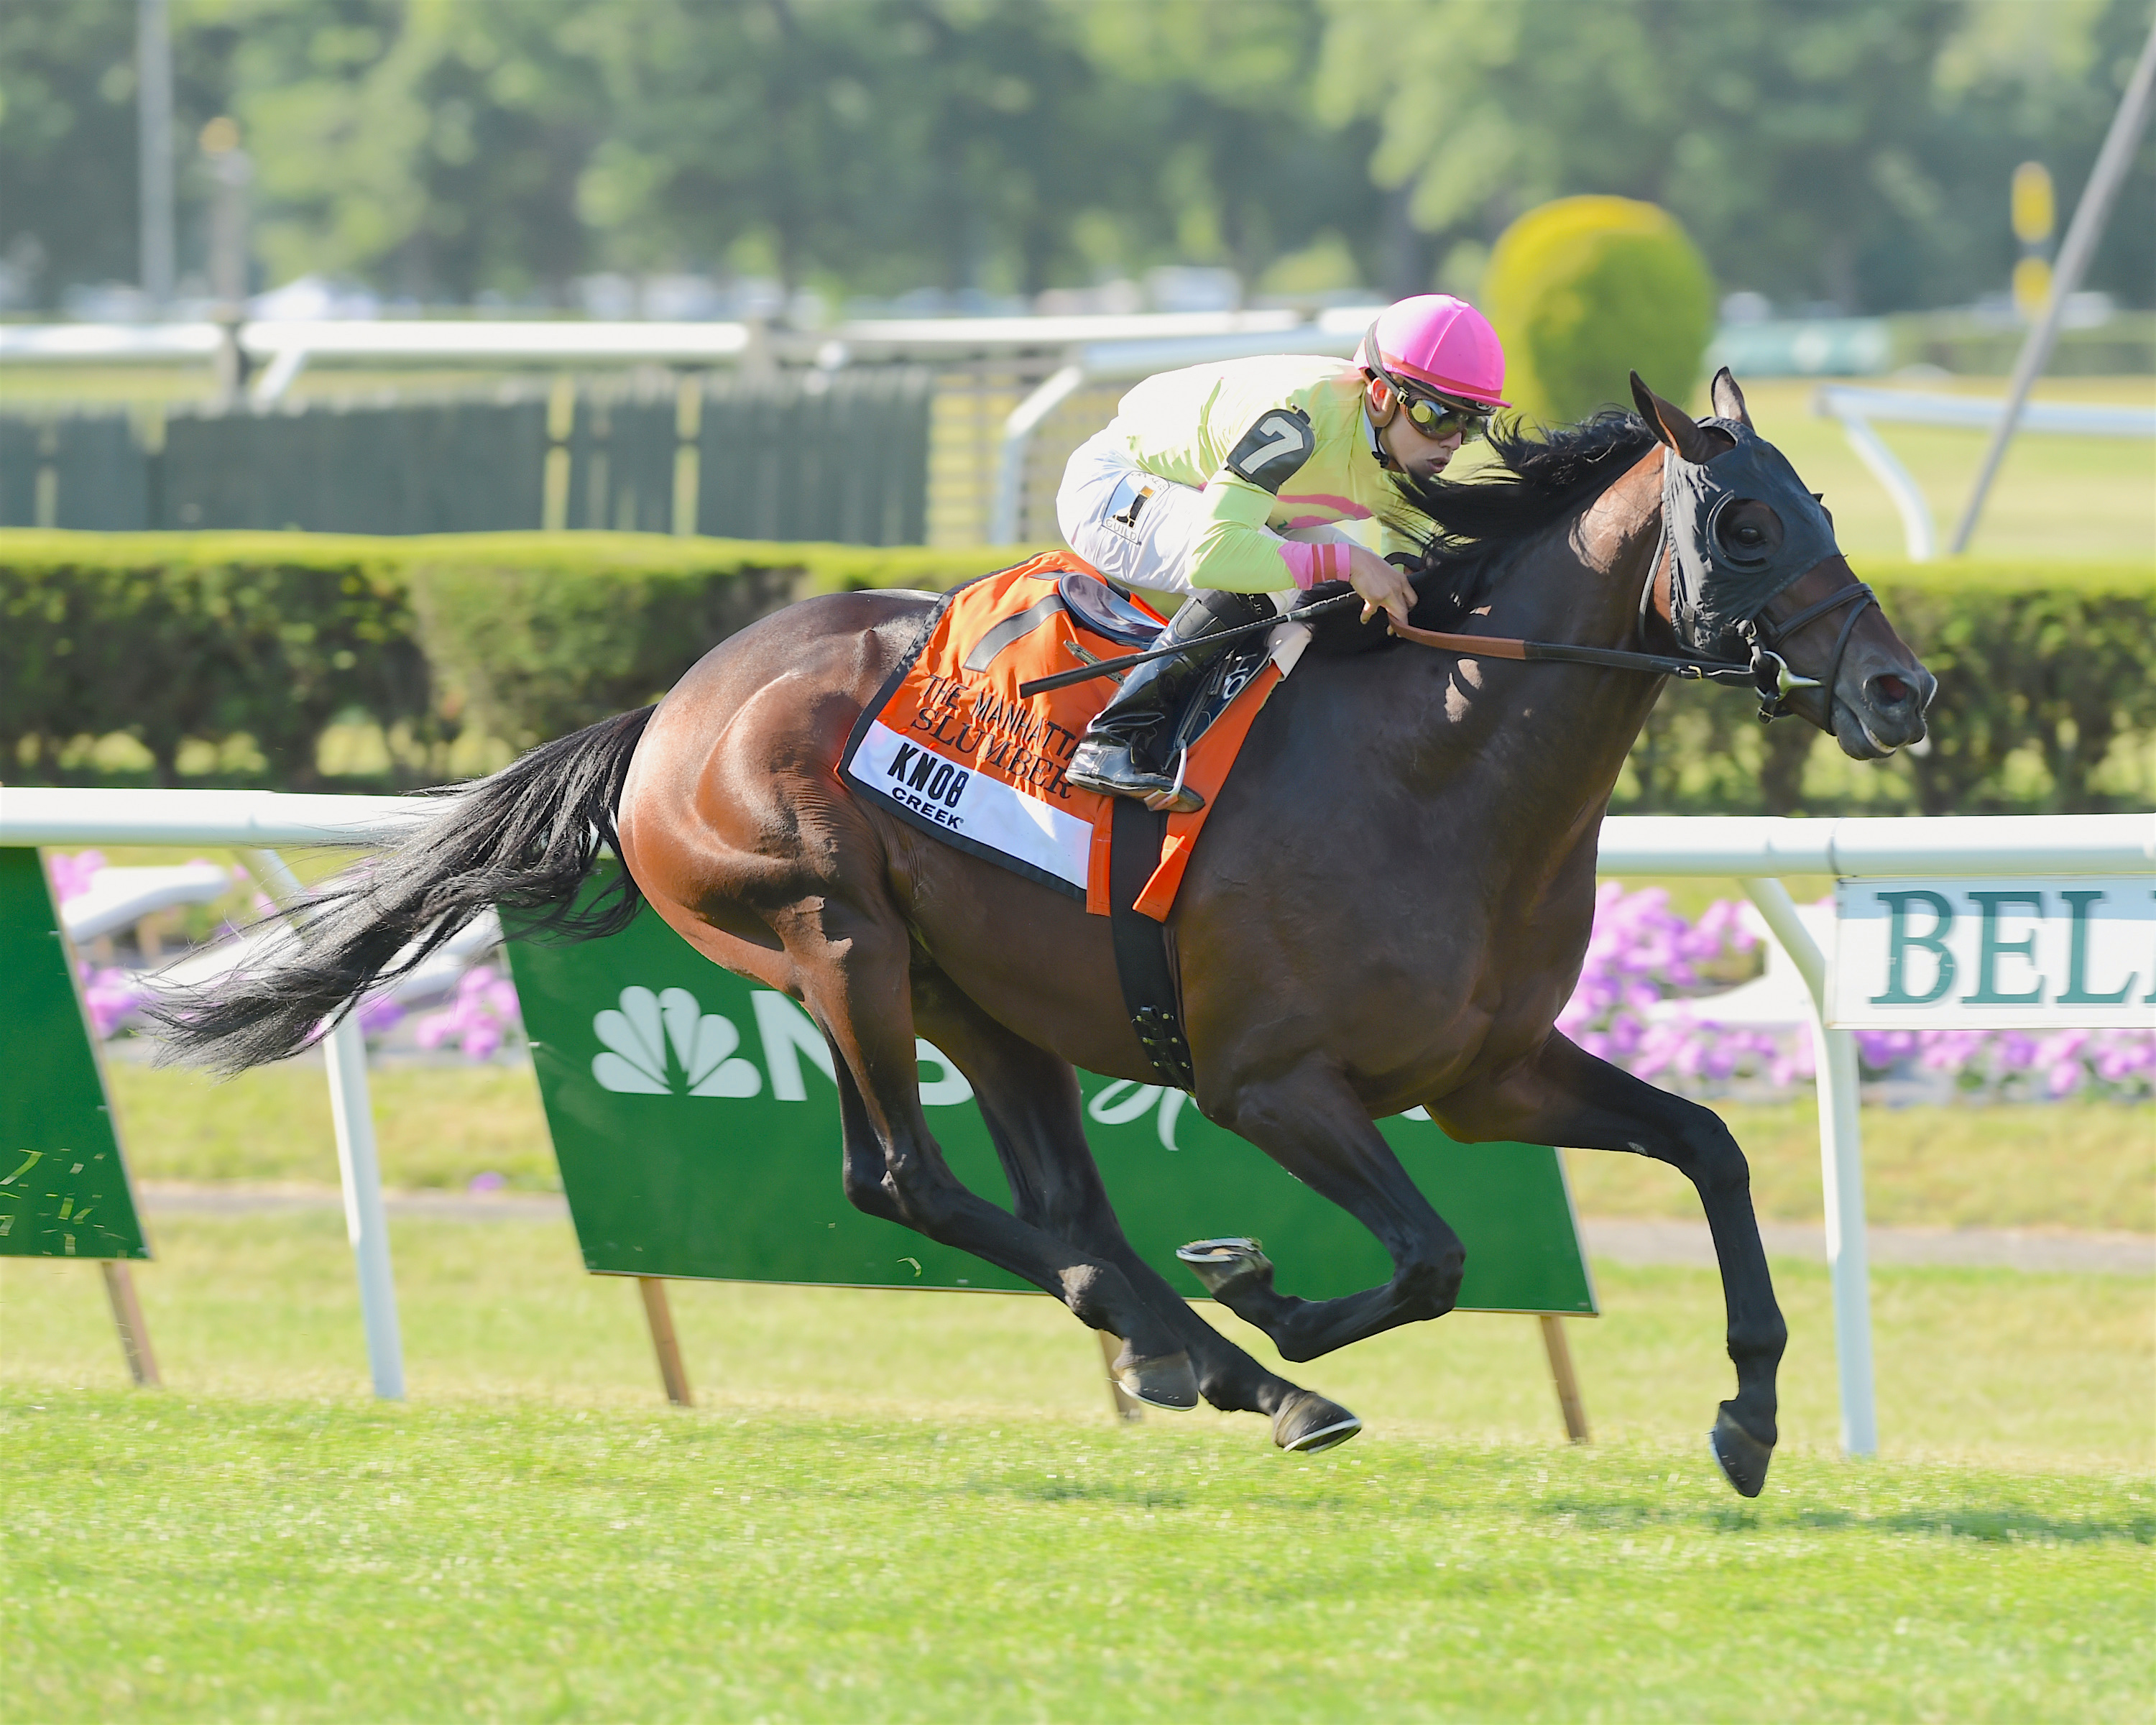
[
  {"xmin": 1817, "ymin": 396, "xmax": 1936, "ymax": 561},
  {"xmin": 1742, "ymin": 878, "xmax": 1876, "ymax": 1456},
  {"xmin": 992, "ymin": 362, "xmax": 1087, "ymax": 545},
  {"xmin": 243, "ymin": 848, "xmax": 405, "ymax": 1399}
]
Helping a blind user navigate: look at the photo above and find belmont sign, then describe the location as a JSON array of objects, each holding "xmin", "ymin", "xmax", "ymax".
[{"xmin": 1832, "ymin": 875, "xmax": 2156, "ymax": 1029}]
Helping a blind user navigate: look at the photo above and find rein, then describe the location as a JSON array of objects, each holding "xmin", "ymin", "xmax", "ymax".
[
  {"xmin": 1019, "ymin": 582, "xmax": 1871, "ymax": 719},
  {"xmin": 1021, "ymin": 443, "xmax": 1876, "ymax": 717}
]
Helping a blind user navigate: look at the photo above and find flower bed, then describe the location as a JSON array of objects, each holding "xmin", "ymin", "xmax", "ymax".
[
  {"xmin": 47, "ymin": 855, "xmax": 2154, "ymax": 1100},
  {"xmin": 1562, "ymin": 883, "xmax": 2154, "ymax": 1102}
]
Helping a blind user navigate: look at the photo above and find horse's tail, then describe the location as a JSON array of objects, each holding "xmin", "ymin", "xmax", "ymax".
[{"xmin": 150, "ymin": 705, "xmax": 657, "ymax": 1075}]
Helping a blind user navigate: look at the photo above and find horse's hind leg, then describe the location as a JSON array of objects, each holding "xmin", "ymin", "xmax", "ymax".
[
  {"xmin": 787, "ymin": 902, "xmax": 1200, "ymax": 1408},
  {"xmin": 1190, "ymin": 1058, "xmax": 1470, "ymax": 1366},
  {"xmin": 911, "ymin": 976, "xmax": 1358, "ymax": 1450},
  {"xmin": 1433, "ymin": 1032, "xmax": 1787, "ymax": 1498}
]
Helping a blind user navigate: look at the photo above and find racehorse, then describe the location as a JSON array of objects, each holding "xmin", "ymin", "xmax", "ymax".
[{"xmin": 157, "ymin": 372, "xmax": 1933, "ymax": 1495}]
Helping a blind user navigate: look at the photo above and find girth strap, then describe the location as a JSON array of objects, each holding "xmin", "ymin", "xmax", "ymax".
[{"xmin": 1108, "ymin": 799, "xmax": 1195, "ymax": 1090}]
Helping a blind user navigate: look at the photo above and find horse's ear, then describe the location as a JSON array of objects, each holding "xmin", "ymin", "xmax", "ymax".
[
  {"xmin": 1629, "ymin": 370, "xmax": 1718, "ymax": 463},
  {"xmin": 1710, "ymin": 367, "xmax": 1753, "ymax": 429}
]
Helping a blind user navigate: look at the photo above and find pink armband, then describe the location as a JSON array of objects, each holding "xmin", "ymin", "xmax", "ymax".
[{"xmin": 1276, "ymin": 538, "xmax": 1351, "ymax": 591}]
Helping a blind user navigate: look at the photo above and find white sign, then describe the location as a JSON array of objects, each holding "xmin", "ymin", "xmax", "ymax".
[{"xmin": 1831, "ymin": 877, "xmax": 2156, "ymax": 1029}]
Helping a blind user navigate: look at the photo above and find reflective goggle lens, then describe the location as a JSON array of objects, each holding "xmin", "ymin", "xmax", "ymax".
[{"xmin": 1399, "ymin": 389, "xmax": 1491, "ymax": 443}]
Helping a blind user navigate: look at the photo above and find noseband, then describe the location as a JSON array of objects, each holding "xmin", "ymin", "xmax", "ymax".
[{"xmin": 1732, "ymin": 580, "xmax": 1876, "ymax": 724}]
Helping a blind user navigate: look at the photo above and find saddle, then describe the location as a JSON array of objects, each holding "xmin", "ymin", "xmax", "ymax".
[{"xmin": 838, "ymin": 553, "xmax": 1291, "ymax": 1090}]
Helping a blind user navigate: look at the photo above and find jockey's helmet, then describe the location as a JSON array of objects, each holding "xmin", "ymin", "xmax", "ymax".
[{"xmin": 1355, "ymin": 294, "xmax": 1510, "ymax": 409}]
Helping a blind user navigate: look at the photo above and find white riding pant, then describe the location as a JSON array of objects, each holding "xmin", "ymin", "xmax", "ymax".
[{"xmin": 1056, "ymin": 429, "xmax": 1360, "ymax": 675}]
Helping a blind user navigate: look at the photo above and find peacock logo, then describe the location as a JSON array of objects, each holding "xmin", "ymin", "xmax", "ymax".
[
  {"xmin": 586, "ymin": 983, "xmax": 975, "ymax": 1106},
  {"xmin": 592, "ymin": 986, "xmax": 763, "ymax": 1097}
]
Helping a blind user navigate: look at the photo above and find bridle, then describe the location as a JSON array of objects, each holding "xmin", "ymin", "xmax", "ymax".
[
  {"xmin": 1726, "ymin": 577, "xmax": 1877, "ymax": 724},
  {"xmin": 1386, "ymin": 441, "xmax": 1876, "ymax": 724}
]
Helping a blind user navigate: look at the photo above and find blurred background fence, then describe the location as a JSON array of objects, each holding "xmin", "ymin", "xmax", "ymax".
[{"xmin": 0, "ymin": 368, "xmax": 932, "ymax": 543}]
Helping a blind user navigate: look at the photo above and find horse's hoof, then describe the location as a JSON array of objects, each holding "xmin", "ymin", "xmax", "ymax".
[
  {"xmin": 1273, "ymin": 1390, "xmax": 1362, "ymax": 1454},
  {"xmin": 1177, "ymin": 1237, "xmax": 1272, "ymax": 1300},
  {"xmin": 1115, "ymin": 1346, "xmax": 1199, "ymax": 1410},
  {"xmin": 1709, "ymin": 1405, "xmax": 1774, "ymax": 1498}
]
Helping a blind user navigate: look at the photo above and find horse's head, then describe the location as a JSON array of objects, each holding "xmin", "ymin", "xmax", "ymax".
[{"xmin": 1631, "ymin": 369, "xmax": 1935, "ymax": 759}]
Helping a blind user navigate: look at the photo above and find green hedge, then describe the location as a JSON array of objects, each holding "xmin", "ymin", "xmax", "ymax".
[
  {"xmin": 1, "ymin": 531, "xmax": 2150, "ymax": 814},
  {"xmin": 0, "ymin": 531, "xmax": 1020, "ymax": 786},
  {"xmin": 1623, "ymin": 559, "xmax": 2156, "ymax": 816},
  {"xmin": 1484, "ymin": 197, "xmax": 1716, "ymax": 423}
]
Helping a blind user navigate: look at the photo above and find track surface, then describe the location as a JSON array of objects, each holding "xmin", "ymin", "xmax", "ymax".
[{"xmin": 137, "ymin": 1182, "xmax": 2156, "ymax": 1275}]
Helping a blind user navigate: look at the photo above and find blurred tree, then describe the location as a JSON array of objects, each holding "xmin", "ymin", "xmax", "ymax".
[
  {"xmin": 0, "ymin": 0, "xmax": 247, "ymax": 304},
  {"xmin": 1, "ymin": 0, "xmax": 2147, "ymax": 313},
  {"xmin": 1320, "ymin": 0, "xmax": 1961, "ymax": 312}
]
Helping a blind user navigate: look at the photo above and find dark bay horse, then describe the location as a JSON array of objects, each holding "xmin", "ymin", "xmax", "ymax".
[{"xmin": 160, "ymin": 372, "xmax": 1933, "ymax": 1495}]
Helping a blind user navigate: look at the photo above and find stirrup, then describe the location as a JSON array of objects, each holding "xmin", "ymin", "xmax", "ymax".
[{"xmin": 1067, "ymin": 741, "xmax": 1204, "ymax": 814}]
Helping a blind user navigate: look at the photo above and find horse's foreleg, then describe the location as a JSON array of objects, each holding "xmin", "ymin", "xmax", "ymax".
[
  {"xmin": 1434, "ymin": 1032, "xmax": 1787, "ymax": 1497},
  {"xmin": 911, "ymin": 975, "xmax": 1351, "ymax": 1444},
  {"xmin": 1199, "ymin": 1059, "xmax": 1467, "ymax": 1365},
  {"xmin": 786, "ymin": 906, "xmax": 1199, "ymax": 1408}
]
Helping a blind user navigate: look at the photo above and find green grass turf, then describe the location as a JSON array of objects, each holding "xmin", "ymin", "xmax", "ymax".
[
  {"xmin": 102, "ymin": 1055, "xmax": 2156, "ymax": 1236},
  {"xmin": 5, "ymin": 1213, "xmax": 2153, "ymax": 1721},
  {"xmin": 1728, "ymin": 376, "xmax": 2156, "ymax": 565},
  {"xmin": 9, "ymin": 1394, "xmax": 2150, "ymax": 1724}
]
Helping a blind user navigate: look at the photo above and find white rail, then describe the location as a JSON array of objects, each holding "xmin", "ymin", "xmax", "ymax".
[
  {"xmin": 4, "ymin": 791, "xmax": 2148, "ymax": 1445},
  {"xmin": 1812, "ymin": 384, "xmax": 2156, "ymax": 563},
  {"xmin": 0, "ymin": 307, "xmax": 1381, "ymax": 371}
]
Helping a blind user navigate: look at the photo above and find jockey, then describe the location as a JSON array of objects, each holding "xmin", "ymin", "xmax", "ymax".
[{"xmin": 1061, "ymin": 293, "xmax": 1508, "ymax": 809}]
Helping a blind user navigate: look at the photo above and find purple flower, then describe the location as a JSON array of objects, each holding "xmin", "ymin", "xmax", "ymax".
[
  {"xmin": 77, "ymin": 961, "xmax": 144, "ymax": 1038},
  {"xmin": 50, "ymin": 851, "xmax": 106, "ymax": 905},
  {"xmin": 410, "ymin": 963, "xmax": 523, "ymax": 1062},
  {"xmin": 356, "ymin": 995, "xmax": 407, "ymax": 1038}
]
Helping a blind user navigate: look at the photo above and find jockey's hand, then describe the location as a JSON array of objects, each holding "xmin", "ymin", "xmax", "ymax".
[{"xmin": 1347, "ymin": 546, "xmax": 1417, "ymax": 630}]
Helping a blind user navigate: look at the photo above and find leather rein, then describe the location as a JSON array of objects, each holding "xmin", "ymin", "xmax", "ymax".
[
  {"xmin": 1388, "ymin": 548, "xmax": 1876, "ymax": 724},
  {"xmin": 1021, "ymin": 452, "xmax": 1878, "ymax": 720}
]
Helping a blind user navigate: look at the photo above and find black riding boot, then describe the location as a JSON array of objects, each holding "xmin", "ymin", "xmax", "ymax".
[{"xmin": 1066, "ymin": 589, "xmax": 1273, "ymax": 812}]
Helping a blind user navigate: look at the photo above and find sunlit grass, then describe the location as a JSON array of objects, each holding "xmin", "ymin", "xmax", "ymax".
[
  {"xmin": 4, "ymin": 1210, "xmax": 2152, "ymax": 1722},
  {"xmin": 103, "ymin": 1054, "xmax": 2156, "ymax": 1236},
  {"xmin": 1721, "ymin": 377, "xmax": 2156, "ymax": 564},
  {"xmin": 7, "ymin": 1213, "xmax": 2150, "ymax": 1467}
]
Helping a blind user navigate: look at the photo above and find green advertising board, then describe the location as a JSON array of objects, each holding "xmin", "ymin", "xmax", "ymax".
[
  {"xmin": 507, "ymin": 875, "xmax": 1595, "ymax": 1317},
  {"xmin": 0, "ymin": 847, "xmax": 149, "ymax": 1261}
]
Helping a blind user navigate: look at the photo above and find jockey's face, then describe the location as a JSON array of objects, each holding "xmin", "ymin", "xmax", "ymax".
[{"xmin": 1368, "ymin": 377, "xmax": 1467, "ymax": 481}]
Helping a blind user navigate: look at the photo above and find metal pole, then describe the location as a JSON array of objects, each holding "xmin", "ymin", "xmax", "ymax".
[
  {"xmin": 1950, "ymin": 13, "xmax": 2156, "ymax": 553},
  {"xmin": 242, "ymin": 849, "xmax": 405, "ymax": 1399},
  {"xmin": 137, "ymin": 0, "xmax": 175, "ymax": 307},
  {"xmin": 993, "ymin": 362, "xmax": 1086, "ymax": 544},
  {"xmin": 1741, "ymin": 878, "xmax": 1876, "ymax": 1457}
]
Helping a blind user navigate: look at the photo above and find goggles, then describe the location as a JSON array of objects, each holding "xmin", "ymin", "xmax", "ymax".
[
  {"xmin": 1393, "ymin": 385, "xmax": 1493, "ymax": 444},
  {"xmin": 1363, "ymin": 319, "xmax": 1494, "ymax": 443}
]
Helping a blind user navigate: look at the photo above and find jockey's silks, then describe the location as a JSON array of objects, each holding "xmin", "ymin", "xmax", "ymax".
[{"xmin": 1106, "ymin": 354, "xmax": 1437, "ymax": 594}]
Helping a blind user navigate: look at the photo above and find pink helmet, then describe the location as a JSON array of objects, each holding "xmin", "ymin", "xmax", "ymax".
[{"xmin": 1355, "ymin": 294, "xmax": 1510, "ymax": 408}]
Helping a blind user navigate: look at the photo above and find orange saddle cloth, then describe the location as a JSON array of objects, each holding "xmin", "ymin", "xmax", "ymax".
[{"xmin": 839, "ymin": 552, "xmax": 1284, "ymax": 920}]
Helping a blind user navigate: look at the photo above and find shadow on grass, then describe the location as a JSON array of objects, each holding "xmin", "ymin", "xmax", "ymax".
[
  {"xmin": 1796, "ymin": 1505, "xmax": 2156, "ymax": 1545},
  {"xmin": 1531, "ymin": 1494, "xmax": 2155, "ymax": 1545}
]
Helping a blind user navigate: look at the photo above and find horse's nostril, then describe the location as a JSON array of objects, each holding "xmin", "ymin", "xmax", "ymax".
[{"xmin": 1873, "ymin": 673, "xmax": 1909, "ymax": 706}]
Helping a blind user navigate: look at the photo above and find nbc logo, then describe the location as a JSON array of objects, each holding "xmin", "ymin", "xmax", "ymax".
[
  {"xmin": 590, "ymin": 985, "xmax": 973, "ymax": 1105},
  {"xmin": 591, "ymin": 986, "xmax": 763, "ymax": 1097}
]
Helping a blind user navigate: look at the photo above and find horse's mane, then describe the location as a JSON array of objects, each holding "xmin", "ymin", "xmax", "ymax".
[{"xmin": 1391, "ymin": 410, "xmax": 1659, "ymax": 622}]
